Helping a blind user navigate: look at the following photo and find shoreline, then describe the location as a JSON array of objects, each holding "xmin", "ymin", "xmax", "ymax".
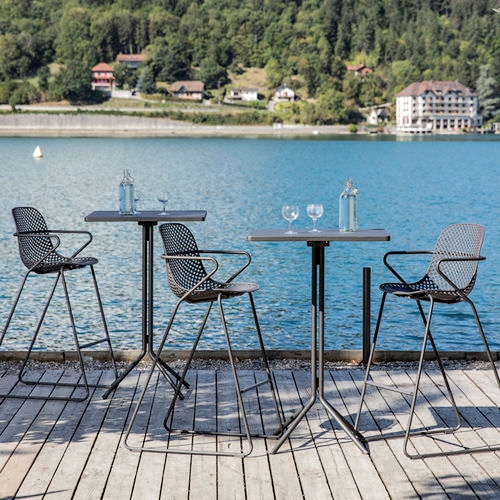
[
  {"xmin": 0, "ymin": 111, "xmax": 384, "ymax": 138},
  {"xmin": 1, "ymin": 349, "xmax": 498, "ymax": 364}
]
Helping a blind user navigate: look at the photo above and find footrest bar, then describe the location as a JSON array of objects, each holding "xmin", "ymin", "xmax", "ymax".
[
  {"xmin": 80, "ymin": 338, "xmax": 108, "ymax": 349},
  {"xmin": 241, "ymin": 378, "xmax": 270, "ymax": 393}
]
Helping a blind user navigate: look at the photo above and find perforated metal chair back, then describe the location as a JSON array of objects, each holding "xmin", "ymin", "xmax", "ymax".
[
  {"xmin": 159, "ymin": 223, "xmax": 218, "ymax": 300},
  {"xmin": 424, "ymin": 223, "xmax": 484, "ymax": 296},
  {"xmin": 12, "ymin": 206, "xmax": 57, "ymax": 272}
]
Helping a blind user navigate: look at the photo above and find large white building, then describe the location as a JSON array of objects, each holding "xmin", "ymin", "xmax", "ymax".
[{"xmin": 396, "ymin": 81, "xmax": 482, "ymax": 133}]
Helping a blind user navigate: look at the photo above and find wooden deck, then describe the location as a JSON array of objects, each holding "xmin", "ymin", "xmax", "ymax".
[{"xmin": 1, "ymin": 361, "xmax": 500, "ymax": 499}]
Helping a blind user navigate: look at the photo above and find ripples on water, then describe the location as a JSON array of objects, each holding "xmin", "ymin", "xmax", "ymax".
[{"xmin": 0, "ymin": 135, "xmax": 498, "ymax": 352}]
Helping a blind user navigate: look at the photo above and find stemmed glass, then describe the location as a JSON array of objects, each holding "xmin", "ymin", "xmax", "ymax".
[
  {"xmin": 158, "ymin": 191, "xmax": 169, "ymax": 215},
  {"xmin": 133, "ymin": 189, "xmax": 143, "ymax": 214},
  {"xmin": 307, "ymin": 204, "xmax": 323, "ymax": 232},
  {"xmin": 282, "ymin": 205, "xmax": 299, "ymax": 234}
]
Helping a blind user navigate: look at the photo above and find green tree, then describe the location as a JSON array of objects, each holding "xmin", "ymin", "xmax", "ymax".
[
  {"xmin": 0, "ymin": 33, "xmax": 34, "ymax": 80},
  {"xmin": 198, "ymin": 57, "xmax": 228, "ymax": 89},
  {"xmin": 9, "ymin": 81, "xmax": 41, "ymax": 109},
  {"xmin": 37, "ymin": 66, "xmax": 50, "ymax": 92},
  {"xmin": 137, "ymin": 66, "xmax": 156, "ymax": 94},
  {"xmin": 55, "ymin": 6, "xmax": 94, "ymax": 66},
  {"xmin": 52, "ymin": 61, "xmax": 98, "ymax": 105},
  {"xmin": 476, "ymin": 64, "xmax": 500, "ymax": 121},
  {"xmin": 153, "ymin": 36, "xmax": 191, "ymax": 82},
  {"xmin": 265, "ymin": 57, "xmax": 283, "ymax": 88}
]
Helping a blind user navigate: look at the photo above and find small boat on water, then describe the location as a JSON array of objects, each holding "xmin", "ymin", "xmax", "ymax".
[{"xmin": 32, "ymin": 145, "xmax": 43, "ymax": 158}]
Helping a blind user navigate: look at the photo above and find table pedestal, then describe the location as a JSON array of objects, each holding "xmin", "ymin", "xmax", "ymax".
[
  {"xmin": 102, "ymin": 221, "xmax": 188, "ymax": 399},
  {"xmin": 85, "ymin": 210, "xmax": 206, "ymax": 399},
  {"xmin": 271, "ymin": 242, "xmax": 368, "ymax": 454}
]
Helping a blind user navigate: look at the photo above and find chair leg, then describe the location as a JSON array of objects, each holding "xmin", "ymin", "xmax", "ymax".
[
  {"xmin": 0, "ymin": 271, "xmax": 32, "ymax": 347},
  {"xmin": 163, "ymin": 302, "xmax": 214, "ymax": 427},
  {"xmin": 89, "ymin": 265, "xmax": 119, "ymax": 379},
  {"xmin": 355, "ymin": 292, "xmax": 387, "ymax": 430},
  {"xmin": 248, "ymin": 292, "xmax": 284, "ymax": 435},
  {"xmin": 403, "ymin": 297, "xmax": 462, "ymax": 459},
  {"xmin": 414, "ymin": 299, "xmax": 462, "ymax": 432},
  {"xmin": 1, "ymin": 267, "xmax": 116, "ymax": 402},
  {"xmin": 465, "ymin": 297, "xmax": 500, "ymax": 388},
  {"xmin": 126, "ymin": 293, "xmax": 282, "ymax": 457},
  {"xmin": 218, "ymin": 296, "xmax": 254, "ymax": 456},
  {"xmin": 15, "ymin": 272, "xmax": 62, "ymax": 382},
  {"xmin": 124, "ymin": 299, "xmax": 212, "ymax": 454}
]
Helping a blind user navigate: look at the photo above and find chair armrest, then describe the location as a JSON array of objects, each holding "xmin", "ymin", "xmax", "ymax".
[
  {"xmin": 46, "ymin": 229, "xmax": 93, "ymax": 258},
  {"xmin": 161, "ymin": 253, "xmax": 220, "ymax": 299},
  {"xmin": 198, "ymin": 249, "xmax": 251, "ymax": 283},
  {"xmin": 383, "ymin": 250, "xmax": 433, "ymax": 285},
  {"xmin": 15, "ymin": 232, "xmax": 62, "ymax": 272},
  {"xmin": 436, "ymin": 255, "xmax": 485, "ymax": 296}
]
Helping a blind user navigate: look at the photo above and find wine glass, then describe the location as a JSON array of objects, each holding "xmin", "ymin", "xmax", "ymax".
[
  {"xmin": 282, "ymin": 205, "xmax": 299, "ymax": 234},
  {"xmin": 307, "ymin": 204, "xmax": 323, "ymax": 232},
  {"xmin": 133, "ymin": 189, "xmax": 143, "ymax": 214},
  {"xmin": 158, "ymin": 191, "xmax": 169, "ymax": 215}
]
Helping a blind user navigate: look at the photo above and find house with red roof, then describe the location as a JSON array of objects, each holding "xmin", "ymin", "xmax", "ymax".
[
  {"xmin": 396, "ymin": 81, "xmax": 482, "ymax": 133},
  {"xmin": 91, "ymin": 63, "xmax": 115, "ymax": 91}
]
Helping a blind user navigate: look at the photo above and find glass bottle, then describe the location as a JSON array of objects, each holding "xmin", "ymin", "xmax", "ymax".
[
  {"xmin": 119, "ymin": 169, "xmax": 135, "ymax": 215},
  {"xmin": 339, "ymin": 177, "xmax": 358, "ymax": 232}
]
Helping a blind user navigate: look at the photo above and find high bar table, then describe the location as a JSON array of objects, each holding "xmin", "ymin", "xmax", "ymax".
[
  {"xmin": 247, "ymin": 228, "xmax": 390, "ymax": 454},
  {"xmin": 85, "ymin": 210, "xmax": 207, "ymax": 399}
]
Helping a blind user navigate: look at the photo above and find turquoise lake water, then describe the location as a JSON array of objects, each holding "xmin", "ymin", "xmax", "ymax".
[{"xmin": 0, "ymin": 135, "xmax": 498, "ymax": 352}]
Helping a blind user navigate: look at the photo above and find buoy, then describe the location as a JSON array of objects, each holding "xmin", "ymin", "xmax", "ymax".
[{"xmin": 33, "ymin": 145, "xmax": 43, "ymax": 158}]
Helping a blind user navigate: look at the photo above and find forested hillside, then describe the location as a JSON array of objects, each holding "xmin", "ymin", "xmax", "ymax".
[{"xmin": 1, "ymin": 0, "xmax": 500, "ymax": 124}]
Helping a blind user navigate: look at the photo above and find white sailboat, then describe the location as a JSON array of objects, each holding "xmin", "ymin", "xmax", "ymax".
[{"xmin": 32, "ymin": 145, "xmax": 43, "ymax": 158}]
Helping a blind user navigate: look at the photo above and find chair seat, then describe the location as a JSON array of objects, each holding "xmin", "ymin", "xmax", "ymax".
[
  {"xmin": 187, "ymin": 281, "xmax": 259, "ymax": 302},
  {"xmin": 380, "ymin": 281, "xmax": 462, "ymax": 303},
  {"xmin": 35, "ymin": 256, "xmax": 99, "ymax": 274}
]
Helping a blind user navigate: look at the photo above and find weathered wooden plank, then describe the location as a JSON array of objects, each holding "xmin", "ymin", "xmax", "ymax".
[
  {"xmin": 216, "ymin": 369, "xmax": 246, "ymax": 498},
  {"xmin": 0, "ymin": 370, "xmax": 44, "ymax": 436},
  {"xmin": 1, "ymin": 364, "xmax": 500, "ymax": 499},
  {"xmin": 131, "ymin": 370, "xmax": 170, "ymax": 500},
  {"xmin": 13, "ymin": 371, "xmax": 102, "ymax": 499},
  {"xmin": 41, "ymin": 371, "xmax": 113, "ymax": 499},
  {"xmin": 103, "ymin": 369, "xmax": 157, "ymax": 499},
  {"xmin": 346, "ymin": 368, "xmax": 447, "ymax": 499},
  {"xmin": 0, "ymin": 369, "xmax": 67, "ymax": 499},
  {"xmin": 326, "ymin": 369, "xmax": 393, "ymax": 500},
  {"xmin": 268, "ymin": 369, "xmax": 312, "ymax": 500},
  {"xmin": 442, "ymin": 369, "xmax": 500, "ymax": 494},
  {"xmin": 239, "ymin": 370, "xmax": 277, "ymax": 500},
  {"xmin": 161, "ymin": 369, "xmax": 196, "ymax": 499},
  {"xmin": 418, "ymin": 369, "xmax": 500, "ymax": 498},
  {"xmin": 72, "ymin": 369, "xmax": 141, "ymax": 500},
  {"xmin": 187, "ymin": 370, "xmax": 217, "ymax": 500},
  {"xmin": 5, "ymin": 370, "xmax": 83, "ymax": 497},
  {"xmin": 383, "ymin": 369, "xmax": 479, "ymax": 496},
  {"xmin": 292, "ymin": 370, "xmax": 361, "ymax": 500}
]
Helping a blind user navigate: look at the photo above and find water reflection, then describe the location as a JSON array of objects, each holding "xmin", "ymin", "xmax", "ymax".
[{"xmin": 0, "ymin": 136, "xmax": 499, "ymax": 352}]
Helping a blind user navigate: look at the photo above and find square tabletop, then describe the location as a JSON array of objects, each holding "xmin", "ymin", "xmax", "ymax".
[
  {"xmin": 85, "ymin": 210, "xmax": 207, "ymax": 223},
  {"xmin": 247, "ymin": 228, "xmax": 390, "ymax": 242}
]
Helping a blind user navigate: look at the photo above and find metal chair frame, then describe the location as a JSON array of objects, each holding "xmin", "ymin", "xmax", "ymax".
[
  {"xmin": 355, "ymin": 223, "xmax": 500, "ymax": 459},
  {"xmin": 0, "ymin": 207, "xmax": 118, "ymax": 402},
  {"xmin": 124, "ymin": 223, "xmax": 283, "ymax": 457}
]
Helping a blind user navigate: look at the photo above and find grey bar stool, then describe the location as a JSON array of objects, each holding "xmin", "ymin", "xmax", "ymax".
[
  {"xmin": 125, "ymin": 223, "xmax": 283, "ymax": 457},
  {"xmin": 0, "ymin": 207, "xmax": 118, "ymax": 401},
  {"xmin": 355, "ymin": 223, "xmax": 500, "ymax": 458}
]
